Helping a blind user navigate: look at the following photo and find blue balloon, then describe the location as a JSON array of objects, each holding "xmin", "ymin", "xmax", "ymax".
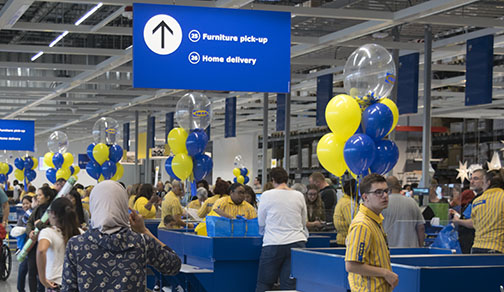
[
  {"xmin": 244, "ymin": 176, "xmax": 250, "ymax": 184},
  {"xmin": 69, "ymin": 166, "xmax": 75, "ymax": 175},
  {"xmin": 233, "ymin": 177, "xmax": 237, "ymax": 183},
  {"xmin": 109, "ymin": 144, "xmax": 123, "ymax": 163},
  {"xmin": 193, "ymin": 154, "xmax": 213, "ymax": 181},
  {"xmin": 186, "ymin": 130, "xmax": 208, "ymax": 157},
  {"xmin": 7, "ymin": 164, "xmax": 13, "ymax": 175},
  {"xmin": 344, "ymin": 134, "xmax": 376, "ymax": 175},
  {"xmin": 24, "ymin": 157, "xmax": 34, "ymax": 170},
  {"xmin": 240, "ymin": 168, "xmax": 248, "ymax": 176},
  {"xmin": 86, "ymin": 161, "xmax": 102, "ymax": 180},
  {"xmin": 14, "ymin": 158, "xmax": 24, "ymax": 170},
  {"xmin": 87, "ymin": 143, "xmax": 96, "ymax": 162},
  {"xmin": 362, "ymin": 103, "xmax": 393, "ymax": 141},
  {"xmin": 355, "ymin": 125, "xmax": 363, "ymax": 134},
  {"xmin": 25, "ymin": 169, "xmax": 36, "ymax": 181},
  {"xmin": 53, "ymin": 153, "xmax": 64, "ymax": 169},
  {"xmin": 0, "ymin": 174, "xmax": 6, "ymax": 184},
  {"xmin": 46, "ymin": 168, "xmax": 57, "ymax": 184},
  {"xmin": 370, "ymin": 140, "xmax": 399, "ymax": 175},
  {"xmin": 101, "ymin": 160, "xmax": 116, "ymax": 180},
  {"xmin": 164, "ymin": 156, "xmax": 180, "ymax": 181}
]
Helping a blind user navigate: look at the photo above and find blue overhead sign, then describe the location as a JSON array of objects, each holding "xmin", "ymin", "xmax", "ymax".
[
  {"xmin": 0, "ymin": 120, "xmax": 34, "ymax": 151},
  {"xmin": 133, "ymin": 4, "xmax": 291, "ymax": 93}
]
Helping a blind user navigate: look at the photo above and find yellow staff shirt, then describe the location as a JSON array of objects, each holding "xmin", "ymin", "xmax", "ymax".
[
  {"xmin": 333, "ymin": 194, "xmax": 359, "ymax": 246},
  {"xmin": 133, "ymin": 196, "xmax": 156, "ymax": 219},
  {"xmin": 187, "ymin": 199, "xmax": 201, "ymax": 210},
  {"xmin": 345, "ymin": 204, "xmax": 392, "ymax": 292},
  {"xmin": 197, "ymin": 195, "xmax": 222, "ymax": 218},
  {"xmin": 128, "ymin": 195, "xmax": 136, "ymax": 210},
  {"xmin": 159, "ymin": 191, "xmax": 183, "ymax": 228},
  {"xmin": 212, "ymin": 196, "xmax": 257, "ymax": 219},
  {"xmin": 471, "ymin": 187, "xmax": 504, "ymax": 253}
]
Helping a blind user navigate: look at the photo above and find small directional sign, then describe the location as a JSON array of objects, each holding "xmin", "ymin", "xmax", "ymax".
[{"xmin": 143, "ymin": 14, "xmax": 182, "ymax": 55}]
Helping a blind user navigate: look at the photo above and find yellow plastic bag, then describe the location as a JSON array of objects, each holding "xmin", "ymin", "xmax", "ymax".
[{"xmin": 195, "ymin": 210, "xmax": 220, "ymax": 236}]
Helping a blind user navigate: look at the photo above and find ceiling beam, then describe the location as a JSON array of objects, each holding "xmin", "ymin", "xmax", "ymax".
[
  {"xmin": 0, "ymin": 0, "xmax": 34, "ymax": 30},
  {"xmin": 0, "ymin": 44, "xmax": 125, "ymax": 56},
  {"xmin": 0, "ymin": 61, "xmax": 132, "ymax": 72}
]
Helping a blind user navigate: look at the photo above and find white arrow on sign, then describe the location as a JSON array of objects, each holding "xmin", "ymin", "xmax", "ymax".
[{"xmin": 143, "ymin": 14, "xmax": 182, "ymax": 55}]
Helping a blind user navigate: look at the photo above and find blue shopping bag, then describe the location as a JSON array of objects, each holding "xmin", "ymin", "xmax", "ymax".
[
  {"xmin": 432, "ymin": 224, "xmax": 462, "ymax": 254},
  {"xmin": 206, "ymin": 216, "xmax": 231, "ymax": 237}
]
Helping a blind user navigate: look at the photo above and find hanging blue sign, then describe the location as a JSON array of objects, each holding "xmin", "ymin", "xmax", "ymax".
[
  {"xmin": 0, "ymin": 119, "xmax": 34, "ymax": 151},
  {"xmin": 316, "ymin": 74, "xmax": 333, "ymax": 126},
  {"xmin": 165, "ymin": 112, "xmax": 174, "ymax": 144},
  {"xmin": 276, "ymin": 93, "xmax": 286, "ymax": 132},
  {"xmin": 123, "ymin": 123, "xmax": 130, "ymax": 151},
  {"xmin": 225, "ymin": 97, "xmax": 236, "ymax": 138},
  {"xmin": 466, "ymin": 35, "xmax": 493, "ymax": 106},
  {"xmin": 397, "ymin": 53, "xmax": 419, "ymax": 114},
  {"xmin": 133, "ymin": 3, "xmax": 291, "ymax": 93}
]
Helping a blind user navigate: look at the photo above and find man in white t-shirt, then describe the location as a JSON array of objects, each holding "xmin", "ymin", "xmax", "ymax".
[{"xmin": 255, "ymin": 167, "xmax": 308, "ymax": 292}]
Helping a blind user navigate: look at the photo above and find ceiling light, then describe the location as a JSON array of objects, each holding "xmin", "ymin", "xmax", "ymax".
[
  {"xmin": 49, "ymin": 31, "xmax": 69, "ymax": 47},
  {"xmin": 75, "ymin": 2, "xmax": 103, "ymax": 26},
  {"xmin": 372, "ymin": 32, "xmax": 389, "ymax": 39},
  {"xmin": 31, "ymin": 51, "xmax": 44, "ymax": 62}
]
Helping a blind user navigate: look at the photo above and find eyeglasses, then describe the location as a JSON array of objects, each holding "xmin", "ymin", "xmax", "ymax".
[{"xmin": 367, "ymin": 189, "xmax": 389, "ymax": 197}]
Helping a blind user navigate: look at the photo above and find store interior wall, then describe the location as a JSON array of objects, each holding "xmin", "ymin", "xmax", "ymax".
[{"xmin": 212, "ymin": 133, "xmax": 258, "ymax": 184}]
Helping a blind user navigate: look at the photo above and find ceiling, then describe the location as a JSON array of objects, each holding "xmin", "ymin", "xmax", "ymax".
[{"xmin": 0, "ymin": 0, "xmax": 504, "ymax": 147}]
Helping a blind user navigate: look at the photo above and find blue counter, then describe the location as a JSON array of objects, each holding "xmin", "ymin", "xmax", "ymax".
[{"xmin": 291, "ymin": 247, "xmax": 454, "ymax": 292}]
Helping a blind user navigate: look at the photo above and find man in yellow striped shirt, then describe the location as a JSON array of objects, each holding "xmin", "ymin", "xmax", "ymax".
[
  {"xmin": 345, "ymin": 174, "xmax": 398, "ymax": 292},
  {"xmin": 333, "ymin": 179, "xmax": 359, "ymax": 246},
  {"xmin": 468, "ymin": 169, "xmax": 504, "ymax": 254},
  {"xmin": 212, "ymin": 183, "xmax": 257, "ymax": 219},
  {"xmin": 159, "ymin": 180, "xmax": 192, "ymax": 228}
]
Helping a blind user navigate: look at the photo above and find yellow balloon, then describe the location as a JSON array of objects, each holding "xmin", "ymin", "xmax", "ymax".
[
  {"xmin": 168, "ymin": 128, "xmax": 188, "ymax": 155},
  {"xmin": 98, "ymin": 175, "xmax": 105, "ymax": 182},
  {"xmin": 237, "ymin": 175, "xmax": 245, "ymax": 184},
  {"xmin": 56, "ymin": 168, "xmax": 71, "ymax": 180},
  {"xmin": 172, "ymin": 153, "xmax": 193, "ymax": 180},
  {"xmin": 73, "ymin": 165, "xmax": 80, "ymax": 175},
  {"xmin": 325, "ymin": 94, "xmax": 361, "ymax": 141},
  {"xmin": 317, "ymin": 133, "xmax": 348, "ymax": 177},
  {"xmin": 380, "ymin": 98, "xmax": 399, "ymax": 135},
  {"xmin": 44, "ymin": 152, "xmax": 55, "ymax": 168},
  {"xmin": 93, "ymin": 143, "xmax": 109, "ymax": 165},
  {"xmin": 14, "ymin": 169, "xmax": 24, "ymax": 181},
  {"xmin": 233, "ymin": 168, "xmax": 241, "ymax": 177},
  {"xmin": 31, "ymin": 157, "xmax": 38, "ymax": 170},
  {"xmin": 111, "ymin": 163, "xmax": 124, "ymax": 181},
  {"xmin": 348, "ymin": 169, "xmax": 358, "ymax": 179},
  {"xmin": 73, "ymin": 175, "xmax": 78, "ymax": 181},
  {"xmin": 62, "ymin": 152, "xmax": 74, "ymax": 168},
  {"xmin": 0, "ymin": 163, "xmax": 8, "ymax": 174}
]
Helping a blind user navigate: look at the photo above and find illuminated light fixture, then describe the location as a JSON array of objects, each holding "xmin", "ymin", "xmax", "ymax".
[
  {"xmin": 49, "ymin": 31, "xmax": 69, "ymax": 47},
  {"xmin": 75, "ymin": 2, "xmax": 103, "ymax": 26},
  {"xmin": 31, "ymin": 51, "xmax": 44, "ymax": 61}
]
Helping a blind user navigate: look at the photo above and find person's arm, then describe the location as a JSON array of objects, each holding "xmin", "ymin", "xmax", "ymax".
[
  {"xmin": 36, "ymin": 238, "xmax": 58, "ymax": 289},
  {"xmin": 453, "ymin": 217, "xmax": 474, "ymax": 228},
  {"xmin": 213, "ymin": 208, "xmax": 233, "ymax": 219},
  {"xmin": 257, "ymin": 197, "xmax": 266, "ymax": 235},
  {"xmin": 61, "ymin": 238, "xmax": 79, "ymax": 292},
  {"xmin": 416, "ymin": 223, "xmax": 425, "ymax": 247},
  {"xmin": 1, "ymin": 202, "xmax": 8, "ymax": 226},
  {"xmin": 345, "ymin": 261, "xmax": 398, "ymax": 289}
]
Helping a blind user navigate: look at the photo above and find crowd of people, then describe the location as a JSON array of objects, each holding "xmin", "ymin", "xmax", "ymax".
[{"xmin": 0, "ymin": 165, "xmax": 502, "ymax": 292}]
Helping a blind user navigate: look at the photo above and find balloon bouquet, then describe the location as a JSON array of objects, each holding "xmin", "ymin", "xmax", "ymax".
[
  {"xmin": 12, "ymin": 154, "xmax": 37, "ymax": 188},
  {"xmin": 85, "ymin": 118, "xmax": 124, "ymax": 182},
  {"xmin": 0, "ymin": 160, "xmax": 13, "ymax": 185},
  {"xmin": 165, "ymin": 93, "xmax": 213, "ymax": 192},
  {"xmin": 44, "ymin": 131, "xmax": 81, "ymax": 183},
  {"xmin": 317, "ymin": 44, "xmax": 399, "ymax": 180},
  {"xmin": 232, "ymin": 155, "xmax": 250, "ymax": 184}
]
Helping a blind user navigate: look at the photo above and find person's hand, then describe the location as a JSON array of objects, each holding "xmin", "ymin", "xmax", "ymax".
[
  {"xmin": 449, "ymin": 209, "xmax": 461, "ymax": 222},
  {"xmin": 34, "ymin": 219, "xmax": 40, "ymax": 225},
  {"xmin": 383, "ymin": 269, "xmax": 399, "ymax": 289},
  {"xmin": 129, "ymin": 208, "xmax": 147, "ymax": 234},
  {"xmin": 314, "ymin": 220, "xmax": 324, "ymax": 228},
  {"xmin": 41, "ymin": 278, "xmax": 58, "ymax": 289},
  {"xmin": 29, "ymin": 230, "xmax": 38, "ymax": 241}
]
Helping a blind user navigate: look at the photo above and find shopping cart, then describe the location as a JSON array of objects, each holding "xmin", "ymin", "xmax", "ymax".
[{"xmin": 0, "ymin": 224, "xmax": 12, "ymax": 281}]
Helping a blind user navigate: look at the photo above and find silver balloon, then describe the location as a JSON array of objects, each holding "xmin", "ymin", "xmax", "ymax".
[
  {"xmin": 47, "ymin": 131, "xmax": 69, "ymax": 153},
  {"xmin": 233, "ymin": 155, "xmax": 244, "ymax": 168},
  {"xmin": 343, "ymin": 44, "xmax": 396, "ymax": 101},
  {"xmin": 175, "ymin": 92, "xmax": 212, "ymax": 130},
  {"xmin": 92, "ymin": 117, "xmax": 120, "ymax": 144}
]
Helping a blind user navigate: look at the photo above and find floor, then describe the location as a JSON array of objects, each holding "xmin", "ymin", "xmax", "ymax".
[{"xmin": 0, "ymin": 252, "xmax": 23, "ymax": 292}]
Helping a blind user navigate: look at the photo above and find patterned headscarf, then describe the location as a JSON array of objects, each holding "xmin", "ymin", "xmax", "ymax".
[{"xmin": 90, "ymin": 180, "xmax": 129, "ymax": 234}]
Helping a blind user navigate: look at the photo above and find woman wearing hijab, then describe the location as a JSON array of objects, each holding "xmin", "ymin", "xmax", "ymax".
[{"xmin": 61, "ymin": 181, "xmax": 181, "ymax": 291}]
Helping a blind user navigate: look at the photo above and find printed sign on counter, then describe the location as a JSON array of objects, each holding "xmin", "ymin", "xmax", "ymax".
[
  {"xmin": 133, "ymin": 3, "xmax": 291, "ymax": 93},
  {"xmin": 0, "ymin": 119, "xmax": 34, "ymax": 151}
]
